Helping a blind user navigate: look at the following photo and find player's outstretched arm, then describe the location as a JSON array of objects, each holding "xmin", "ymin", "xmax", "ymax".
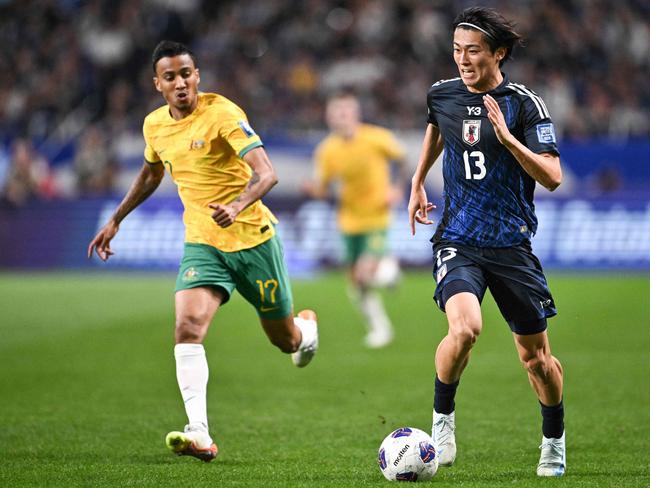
[
  {"xmin": 301, "ymin": 179, "xmax": 328, "ymax": 200},
  {"xmin": 483, "ymin": 94, "xmax": 562, "ymax": 191},
  {"xmin": 87, "ymin": 161, "xmax": 165, "ymax": 260},
  {"xmin": 209, "ymin": 147, "xmax": 278, "ymax": 228},
  {"xmin": 302, "ymin": 145, "xmax": 331, "ymax": 200},
  {"xmin": 408, "ymin": 124, "xmax": 444, "ymax": 235}
]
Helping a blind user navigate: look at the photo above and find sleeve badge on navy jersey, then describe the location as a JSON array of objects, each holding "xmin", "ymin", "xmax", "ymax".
[
  {"xmin": 238, "ymin": 120, "xmax": 256, "ymax": 138},
  {"xmin": 462, "ymin": 120, "xmax": 481, "ymax": 146},
  {"xmin": 536, "ymin": 123, "xmax": 556, "ymax": 144}
]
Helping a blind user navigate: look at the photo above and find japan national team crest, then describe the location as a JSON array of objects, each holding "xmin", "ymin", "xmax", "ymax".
[{"xmin": 462, "ymin": 119, "xmax": 481, "ymax": 146}]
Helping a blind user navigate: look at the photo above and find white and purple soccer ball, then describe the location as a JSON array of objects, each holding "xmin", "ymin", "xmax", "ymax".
[{"xmin": 378, "ymin": 427, "xmax": 438, "ymax": 482}]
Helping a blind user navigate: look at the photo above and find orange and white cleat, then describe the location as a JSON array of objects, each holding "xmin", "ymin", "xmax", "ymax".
[{"xmin": 165, "ymin": 424, "xmax": 218, "ymax": 462}]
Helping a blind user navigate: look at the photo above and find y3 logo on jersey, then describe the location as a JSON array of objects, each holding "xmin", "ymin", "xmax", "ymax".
[{"xmin": 467, "ymin": 106, "xmax": 482, "ymax": 116}]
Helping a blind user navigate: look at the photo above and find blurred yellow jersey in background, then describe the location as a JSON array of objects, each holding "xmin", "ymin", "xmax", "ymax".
[
  {"xmin": 315, "ymin": 124, "xmax": 405, "ymax": 234},
  {"xmin": 143, "ymin": 93, "xmax": 277, "ymax": 252}
]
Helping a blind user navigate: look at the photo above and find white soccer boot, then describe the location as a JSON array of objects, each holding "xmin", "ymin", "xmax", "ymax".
[
  {"xmin": 363, "ymin": 327, "xmax": 394, "ymax": 349},
  {"xmin": 291, "ymin": 310, "xmax": 319, "ymax": 368},
  {"xmin": 165, "ymin": 423, "xmax": 218, "ymax": 462},
  {"xmin": 432, "ymin": 410, "xmax": 456, "ymax": 466},
  {"xmin": 537, "ymin": 432, "xmax": 566, "ymax": 477},
  {"xmin": 359, "ymin": 292, "xmax": 394, "ymax": 349}
]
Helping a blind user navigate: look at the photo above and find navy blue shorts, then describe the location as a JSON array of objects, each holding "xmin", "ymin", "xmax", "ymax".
[{"xmin": 432, "ymin": 240, "xmax": 557, "ymax": 335}]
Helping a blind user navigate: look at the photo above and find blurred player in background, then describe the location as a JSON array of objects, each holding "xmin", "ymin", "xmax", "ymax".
[
  {"xmin": 305, "ymin": 91, "xmax": 406, "ymax": 348},
  {"xmin": 408, "ymin": 7, "xmax": 566, "ymax": 476},
  {"xmin": 88, "ymin": 41, "xmax": 319, "ymax": 462}
]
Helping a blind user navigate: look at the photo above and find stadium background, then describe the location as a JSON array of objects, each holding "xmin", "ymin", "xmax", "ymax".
[
  {"xmin": 1, "ymin": 2, "xmax": 650, "ymax": 487},
  {"xmin": 1, "ymin": 0, "xmax": 649, "ymax": 271}
]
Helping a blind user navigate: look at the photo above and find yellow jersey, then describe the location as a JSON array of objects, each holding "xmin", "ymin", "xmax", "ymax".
[
  {"xmin": 143, "ymin": 93, "xmax": 277, "ymax": 252},
  {"xmin": 314, "ymin": 124, "xmax": 405, "ymax": 234}
]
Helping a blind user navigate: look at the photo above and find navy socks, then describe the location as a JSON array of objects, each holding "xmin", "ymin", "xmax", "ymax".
[
  {"xmin": 434, "ymin": 376, "xmax": 459, "ymax": 414},
  {"xmin": 540, "ymin": 400, "xmax": 564, "ymax": 439}
]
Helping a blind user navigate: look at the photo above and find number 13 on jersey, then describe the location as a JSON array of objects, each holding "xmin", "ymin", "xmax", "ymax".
[{"xmin": 463, "ymin": 150, "xmax": 486, "ymax": 180}]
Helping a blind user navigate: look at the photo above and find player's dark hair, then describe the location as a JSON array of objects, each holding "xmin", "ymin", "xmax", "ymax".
[
  {"xmin": 453, "ymin": 7, "xmax": 523, "ymax": 66},
  {"xmin": 152, "ymin": 40, "xmax": 197, "ymax": 73}
]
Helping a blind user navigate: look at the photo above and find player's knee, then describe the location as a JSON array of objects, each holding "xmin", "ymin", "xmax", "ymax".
[
  {"xmin": 353, "ymin": 266, "xmax": 371, "ymax": 288},
  {"xmin": 353, "ymin": 256, "xmax": 379, "ymax": 287},
  {"xmin": 448, "ymin": 325, "xmax": 480, "ymax": 350},
  {"xmin": 175, "ymin": 312, "xmax": 210, "ymax": 342},
  {"xmin": 447, "ymin": 315, "xmax": 481, "ymax": 350},
  {"xmin": 521, "ymin": 352, "xmax": 551, "ymax": 380}
]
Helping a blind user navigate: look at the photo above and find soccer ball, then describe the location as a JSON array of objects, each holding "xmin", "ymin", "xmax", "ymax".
[{"xmin": 378, "ymin": 427, "xmax": 438, "ymax": 482}]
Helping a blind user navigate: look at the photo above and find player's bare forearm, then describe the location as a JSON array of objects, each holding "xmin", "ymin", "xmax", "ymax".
[
  {"xmin": 303, "ymin": 180, "xmax": 328, "ymax": 200},
  {"xmin": 209, "ymin": 147, "xmax": 278, "ymax": 227},
  {"xmin": 408, "ymin": 124, "xmax": 442, "ymax": 234},
  {"xmin": 110, "ymin": 161, "xmax": 165, "ymax": 224},
  {"xmin": 235, "ymin": 147, "xmax": 278, "ymax": 208},
  {"xmin": 503, "ymin": 139, "xmax": 562, "ymax": 191},
  {"xmin": 88, "ymin": 162, "xmax": 164, "ymax": 261},
  {"xmin": 483, "ymin": 94, "xmax": 562, "ymax": 191},
  {"xmin": 232, "ymin": 171, "xmax": 274, "ymax": 209}
]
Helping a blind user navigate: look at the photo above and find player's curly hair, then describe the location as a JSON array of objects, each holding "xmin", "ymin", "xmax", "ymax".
[
  {"xmin": 453, "ymin": 7, "xmax": 524, "ymax": 67},
  {"xmin": 152, "ymin": 40, "xmax": 197, "ymax": 73}
]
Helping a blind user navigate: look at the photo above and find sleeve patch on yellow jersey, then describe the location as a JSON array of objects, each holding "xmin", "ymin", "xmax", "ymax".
[{"xmin": 238, "ymin": 120, "xmax": 256, "ymax": 137}]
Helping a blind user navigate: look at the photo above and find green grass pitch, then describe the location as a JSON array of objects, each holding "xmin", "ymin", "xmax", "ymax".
[{"xmin": 1, "ymin": 271, "xmax": 649, "ymax": 487}]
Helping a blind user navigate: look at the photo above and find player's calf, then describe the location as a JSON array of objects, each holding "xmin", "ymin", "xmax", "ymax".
[{"xmin": 268, "ymin": 330, "xmax": 301, "ymax": 353}]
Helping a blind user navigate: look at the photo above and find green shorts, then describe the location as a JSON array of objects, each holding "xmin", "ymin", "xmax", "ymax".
[
  {"xmin": 342, "ymin": 230, "xmax": 388, "ymax": 265},
  {"xmin": 175, "ymin": 236, "xmax": 293, "ymax": 319}
]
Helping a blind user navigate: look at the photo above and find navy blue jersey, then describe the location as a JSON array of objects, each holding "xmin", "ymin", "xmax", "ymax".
[{"xmin": 427, "ymin": 74, "xmax": 559, "ymax": 247}]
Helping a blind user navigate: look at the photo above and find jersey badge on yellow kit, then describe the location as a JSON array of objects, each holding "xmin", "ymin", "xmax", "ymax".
[{"xmin": 190, "ymin": 139, "xmax": 206, "ymax": 150}]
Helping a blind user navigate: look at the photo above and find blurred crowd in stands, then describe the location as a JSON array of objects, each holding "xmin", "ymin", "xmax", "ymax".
[{"xmin": 0, "ymin": 0, "xmax": 649, "ymax": 204}]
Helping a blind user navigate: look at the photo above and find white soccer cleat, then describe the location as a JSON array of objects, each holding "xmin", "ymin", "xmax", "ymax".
[
  {"xmin": 165, "ymin": 424, "xmax": 218, "ymax": 462},
  {"xmin": 432, "ymin": 410, "xmax": 456, "ymax": 466},
  {"xmin": 537, "ymin": 432, "xmax": 566, "ymax": 477},
  {"xmin": 358, "ymin": 291, "xmax": 394, "ymax": 348},
  {"xmin": 364, "ymin": 328, "xmax": 394, "ymax": 349},
  {"xmin": 291, "ymin": 309, "xmax": 318, "ymax": 368}
]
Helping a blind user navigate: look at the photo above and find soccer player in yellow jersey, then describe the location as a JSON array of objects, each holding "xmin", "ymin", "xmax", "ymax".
[
  {"xmin": 87, "ymin": 41, "xmax": 319, "ymax": 462},
  {"xmin": 305, "ymin": 91, "xmax": 406, "ymax": 348}
]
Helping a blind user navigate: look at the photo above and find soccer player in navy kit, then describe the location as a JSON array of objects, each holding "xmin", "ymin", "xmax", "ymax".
[{"xmin": 408, "ymin": 7, "xmax": 566, "ymax": 477}]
